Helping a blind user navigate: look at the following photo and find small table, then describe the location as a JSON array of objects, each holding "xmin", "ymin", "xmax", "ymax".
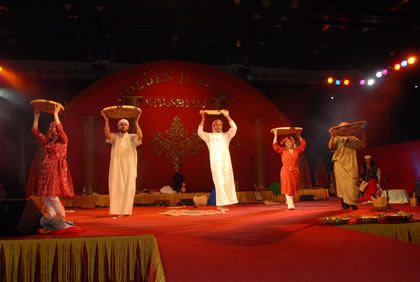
[{"xmin": 384, "ymin": 189, "xmax": 409, "ymax": 203}]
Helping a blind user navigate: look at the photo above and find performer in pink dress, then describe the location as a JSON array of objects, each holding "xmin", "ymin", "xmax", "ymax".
[
  {"xmin": 272, "ymin": 131, "xmax": 306, "ymax": 210},
  {"xmin": 32, "ymin": 104, "xmax": 74, "ymax": 217}
]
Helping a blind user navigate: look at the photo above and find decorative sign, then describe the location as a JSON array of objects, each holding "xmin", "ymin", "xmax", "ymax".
[
  {"xmin": 151, "ymin": 116, "xmax": 203, "ymax": 172},
  {"xmin": 117, "ymin": 71, "xmax": 228, "ymax": 107}
]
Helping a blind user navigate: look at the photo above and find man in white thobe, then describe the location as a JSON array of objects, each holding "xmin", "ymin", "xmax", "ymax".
[
  {"xmin": 198, "ymin": 109, "xmax": 238, "ymax": 210},
  {"xmin": 101, "ymin": 110, "xmax": 143, "ymax": 216}
]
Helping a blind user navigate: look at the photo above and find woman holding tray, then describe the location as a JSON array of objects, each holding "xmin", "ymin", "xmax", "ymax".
[
  {"xmin": 32, "ymin": 104, "xmax": 74, "ymax": 218},
  {"xmin": 272, "ymin": 130, "xmax": 306, "ymax": 210}
]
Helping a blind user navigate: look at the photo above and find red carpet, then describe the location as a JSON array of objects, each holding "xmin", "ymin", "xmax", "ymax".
[{"xmin": 5, "ymin": 198, "xmax": 420, "ymax": 281}]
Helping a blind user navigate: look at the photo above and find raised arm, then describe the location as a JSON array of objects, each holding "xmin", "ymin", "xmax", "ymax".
[
  {"xmin": 295, "ymin": 133, "xmax": 306, "ymax": 154},
  {"xmin": 135, "ymin": 109, "xmax": 143, "ymax": 144},
  {"xmin": 53, "ymin": 104, "xmax": 68, "ymax": 144},
  {"xmin": 199, "ymin": 110, "xmax": 206, "ymax": 128},
  {"xmin": 101, "ymin": 110, "xmax": 112, "ymax": 141},
  {"xmin": 272, "ymin": 130, "xmax": 285, "ymax": 154},
  {"xmin": 328, "ymin": 133, "xmax": 335, "ymax": 150},
  {"xmin": 197, "ymin": 110, "xmax": 210, "ymax": 143},
  {"xmin": 53, "ymin": 104, "xmax": 61, "ymax": 125},
  {"xmin": 222, "ymin": 109, "xmax": 237, "ymax": 140},
  {"xmin": 32, "ymin": 109, "xmax": 48, "ymax": 145}
]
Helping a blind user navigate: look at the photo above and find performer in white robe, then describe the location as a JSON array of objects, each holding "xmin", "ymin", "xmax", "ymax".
[
  {"xmin": 101, "ymin": 110, "xmax": 143, "ymax": 216},
  {"xmin": 197, "ymin": 109, "xmax": 238, "ymax": 209}
]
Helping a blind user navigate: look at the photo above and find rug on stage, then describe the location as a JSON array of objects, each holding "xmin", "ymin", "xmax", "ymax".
[{"xmin": 160, "ymin": 209, "xmax": 227, "ymax": 216}]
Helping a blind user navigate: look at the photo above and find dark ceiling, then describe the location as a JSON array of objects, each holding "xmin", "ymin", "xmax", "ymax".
[{"xmin": 0, "ymin": 0, "xmax": 419, "ymax": 70}]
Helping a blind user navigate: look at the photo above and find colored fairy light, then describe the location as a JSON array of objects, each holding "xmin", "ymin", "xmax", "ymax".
[
  {"xmin": 394, "ymin": 64, "xmax": 401, "ymax": 70},
  {"xmin": 335, "ymin": 80, "xmax": 341, "ymax": 85},
  {"xmin": 408, "ymin": 57, "xmax": 416, "ymax": 64},
  {"xmin": 367, "ymin": 79, "xmax": 375, "ymax": 86},
  {"xmin": 360, "ymin": 80, "xmax": 366, "ymax": 85},
  {"xmin": 376, "ymin": 71, "xmax": 382, "ymax": 78},
  {"xmin": 343, "ymin": 79, "xmax": 350, "ymax": 85},
  {"xmin": 327, "ymin": 77, "xmax": 333, "ymax": 84},
  {"xmin": 401, "ymin": 60, "xmax": 408, "ymax": 67},
  {"xmin": 382, "ymin": 69, "xmax": 388, "ymax": 75}
]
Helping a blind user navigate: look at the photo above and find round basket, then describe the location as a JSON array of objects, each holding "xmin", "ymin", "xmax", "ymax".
[
  {"xmin": 329, "ymin": 121, "xmax": 367, "ymax": 136},
  {"xmin": 271, "ymin": 127, "xmax": 303, "ymax": 135},
  {"xmin": 355, "ymin": 215, "xmax": 380, "ymax": 224},
  {"xmin": 371, "ymin": 196, "xmax": 387, "ymax": 208},
  {"xmin": 102, "ymin": 105, "xmax": 141, "ymax": 119},
  {"xmin": 30, "ymin": 99, "xmax": 64, "ymax": 114},
  {"xmin": 320, "ymin": 216, "xmax": 350, "ymax": 225},
  {"xmin": 203, "ymin": 110, "xmax": 222, "ymax": 115}
]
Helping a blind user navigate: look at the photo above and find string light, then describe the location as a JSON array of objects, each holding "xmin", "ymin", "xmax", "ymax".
[{"xmin": 325, "ymin": 55, "xmax": 416, "ymax": 86}]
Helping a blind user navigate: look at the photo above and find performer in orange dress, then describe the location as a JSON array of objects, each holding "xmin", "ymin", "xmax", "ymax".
[
  {"xmin": 32, "ymin": 104, "xmax": 74, "ymax": 217},
  {"xmin": 272, "ymin": 131, "xmax": 306, "ymax": 209}
]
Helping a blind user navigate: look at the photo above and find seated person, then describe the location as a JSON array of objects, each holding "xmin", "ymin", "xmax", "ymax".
[
  {"xmin": 173, "ymin": 172, "xmax": 184, "ymax": 193},
  {"xmin": 359, "ymin": 155, "xmax": 381, "ymax": 203},
  {"xmin": 180, "ymin": 182, "xmax": 187, "ymax": 193}
]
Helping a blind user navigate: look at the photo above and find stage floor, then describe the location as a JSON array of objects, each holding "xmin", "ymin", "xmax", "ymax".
[{"xmin": 4, "ymin": 198, "xmax": 420, "ymax": 281}]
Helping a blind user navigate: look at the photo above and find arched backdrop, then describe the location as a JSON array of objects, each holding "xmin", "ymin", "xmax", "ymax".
[{"xmin": 64, "ymin": 61, "xmax": 291, "ymax": 193}]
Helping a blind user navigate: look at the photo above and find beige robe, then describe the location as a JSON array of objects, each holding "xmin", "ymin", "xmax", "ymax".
[
  {"xmin": 107, "ymin": 132, "xmax": 141, "ymax": 215},
  {"xmin": 332, "ymin": 136, "xmax": 361, "ymax": 206},
  {"xmin": 198, "ymin": 121, "xmax": 238, "ymax": 206}
]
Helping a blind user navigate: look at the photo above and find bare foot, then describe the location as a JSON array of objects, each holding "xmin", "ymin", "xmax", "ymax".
[{"xmin": 217, "ymin": 207, "xmax": 229, "ymax": 212}]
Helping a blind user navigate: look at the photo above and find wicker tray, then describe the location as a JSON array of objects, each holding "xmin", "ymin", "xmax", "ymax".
[
  {"xmin": 203, "ymin": 110, "xmax": 223, "ymax": 115},
  {"xmin": 355, "ymin": 215, "xmax": 380, "ymax": 224},
  {"xmin": 329, "ymin": 121, "xmax": 367, "ymax": 136},
  {"xmin": 102, "ymin": 105, "xmax": 141, "ymax": 119},
  {"xmin": 30, "ymin": 99, "xmax": 64, "ymax": 114},
  {"xmin": 320, "ymin": 216, "xmax": 350, "ymax": 225},
  {"xmin": 271, "ymin": 127, "xmax": 303, "ymax": 135}
]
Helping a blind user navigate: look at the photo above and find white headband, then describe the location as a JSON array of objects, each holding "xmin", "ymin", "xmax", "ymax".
[{"xmin": 117, "ymin": 119, "xmax": 129, "ymax": 127}]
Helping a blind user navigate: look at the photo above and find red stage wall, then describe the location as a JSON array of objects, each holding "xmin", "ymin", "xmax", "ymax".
[
  {"xmin": 360, "ymin": 140, "xmax": 420, "ymax": 195},
  {"xmin": 64, "ymin": 61, "xmax": 290, "ymax": 193}
]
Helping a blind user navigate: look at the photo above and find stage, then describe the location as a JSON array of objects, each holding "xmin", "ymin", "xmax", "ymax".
[{"xmin": 1, "ymin": 197, "xmax": 419, "ymax": 281}]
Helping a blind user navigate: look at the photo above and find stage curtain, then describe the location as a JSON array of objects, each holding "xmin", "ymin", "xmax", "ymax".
[
  {"xmin": 341, "ymin": 222, "xmax": 420, "ymax": 244},
  {"xmin": 0, "ymin": 235, "xmax": 165, "ymax": 282}
]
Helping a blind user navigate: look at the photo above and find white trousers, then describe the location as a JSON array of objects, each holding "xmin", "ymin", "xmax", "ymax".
[{"xmin": 43, "ymin": 196, "xmax": 65, "ymax": 217}]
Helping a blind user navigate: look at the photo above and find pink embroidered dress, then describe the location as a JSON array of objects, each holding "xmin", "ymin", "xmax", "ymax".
[
  {"xmin": 31, "ymin": 123, "xmax": 74, "ymax": 197},
  {"xmin": 273, "ymin": 139, "xmax": 306, "ymax": 195}
]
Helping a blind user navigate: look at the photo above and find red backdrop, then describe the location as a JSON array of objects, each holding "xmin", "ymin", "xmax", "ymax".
[
  {"xmin": 64, "ymin": 61, "xmax": 291, "ymax": 193},
  {"xmin": 359, "ymin": 140, "xmax": 420, "ymax": 195}
]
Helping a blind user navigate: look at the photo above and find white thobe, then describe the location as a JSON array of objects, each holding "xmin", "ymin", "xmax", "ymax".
[
  {"xmin": 106, "ymin": 132, "xmax": 141, "ymax": 215},
  {"xmin": 198, "ymin": 121, "xmax": 238, "ymax": 206}
]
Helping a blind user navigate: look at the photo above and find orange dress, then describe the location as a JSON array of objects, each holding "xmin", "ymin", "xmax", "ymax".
[
  {"xmin": 273, "ymin": 139, "xmax": 306, "ymax": 195},
  {"xmin": 31, "ymin": 123, "xmax": 74, "ymax": 197}
]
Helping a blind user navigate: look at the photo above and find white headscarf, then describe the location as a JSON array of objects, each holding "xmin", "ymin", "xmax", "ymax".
[{"xmin": 117, "ymin": 119, "xmax": 129, "ymax": 127}]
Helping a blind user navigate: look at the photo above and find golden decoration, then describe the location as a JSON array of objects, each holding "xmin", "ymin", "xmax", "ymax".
[{"xmin": 151, "ymin": 116, "xmax": 203, "ymax": 172}]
